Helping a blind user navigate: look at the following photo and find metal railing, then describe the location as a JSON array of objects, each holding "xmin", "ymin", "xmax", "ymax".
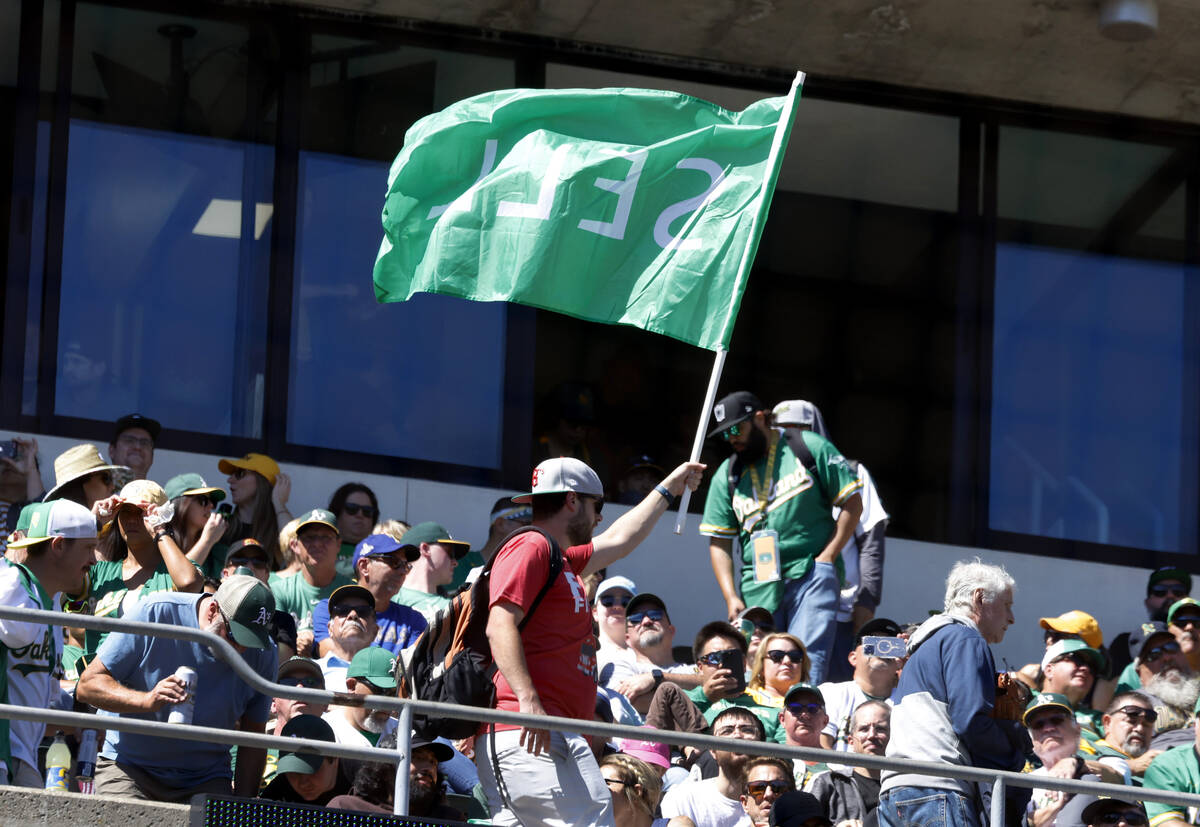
[{"xmin": 5, "ymin": 604, "xmax": 1200, "ymax": 823}]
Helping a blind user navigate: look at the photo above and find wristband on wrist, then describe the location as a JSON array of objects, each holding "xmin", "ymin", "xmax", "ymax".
[
  {"xmin": 654, "ymin": 484, "xmax": 674, "ymax": 503},
  {"xmin": 153, "ymin": 529, "xmax": 172, "ymax": 543}
]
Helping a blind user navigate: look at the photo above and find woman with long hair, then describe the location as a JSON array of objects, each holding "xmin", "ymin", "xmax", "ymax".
[
  {"xmin": 746, "ymin": 631, "xmax": 811, "ymax": 707},
  {"xmin": 327, "ymin": 482, "xmax": 379, "ymax": 579},
  {"xmin": 84, "ymin": 479, "xmax": 203, "ymax": 657},
  {"xmin": 600, "ymin": 753, "xmax": 695, "ymax": 827},
  {"xmin": 164, "ymin": 473, "xmax": 228, "ymax": 577},
  {"xmin": 218, "ymin": 453, "xmax": 289, "ymax": 568},
  {"xmin": 44, "ymin": 443, "xmax": 122, "ymax": 510}
]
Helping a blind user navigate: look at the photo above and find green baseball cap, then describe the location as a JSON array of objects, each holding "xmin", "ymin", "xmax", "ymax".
[
  {"xmin": 347, "ymin": 646, "xmax": 398, "ymax": 690},
  {"xmin": 276, "ymin": 714, "xmax": 336, "ymax": 775},
  {"xmin": 295, "ymin": 508, "xmax": 339, "ymax": 535},
  {"xmin": 398, "ymin": 521, "xmax": 470, "ymax": 560},
  {"xmin": 1169, "ymin": 598, "xmax": 1200, "ymax": 625},
  {"xmin": 213, "ymin": 574, "xmax": 276, "ymax": 649},
  {"xmin": 1041, "ymin": 638, "xmax": 1105, "ymax": 673},
  {"xmin": 163, "ymin": 473, "xmax": 226, "ymax": 503},
  {"xmin": 1023, "ymin": 692, "xmax": 1074, "ymax": 725}
]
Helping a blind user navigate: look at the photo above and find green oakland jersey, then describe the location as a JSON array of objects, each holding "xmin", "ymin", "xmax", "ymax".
[
  {"xmin": 85, "ymin": 560, "xmax": 189, "ymax": 657},
  {"xmin": 0, "ymin": 560, "xmax": 63, "ymax": 776},
  {"xmin": 700, "ymin": 429, "xmax": 862, "ymax": 612},
  {"xmin": 268, "ymin": 571, "xmax": 352, "ymax": 630},
  {"xmin": 1144, "ymin": 743, "xmax": 1200, "ymax": 826}
]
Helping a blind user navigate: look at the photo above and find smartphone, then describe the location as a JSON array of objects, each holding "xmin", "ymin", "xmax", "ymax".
[
  {"xmin": 862, "ymin": 636, "xmax": 907, "ymax": 659},
  {"xmin": 718, "ymin": 649, "xmax": 747, "ymax": 694},
  {"xmin": 216, "ymin": 502, "xmax": 234, "ymax": 517},
  {"xmin": 0, "ymin": 440, "xmax": 17, "ymax": 460}
]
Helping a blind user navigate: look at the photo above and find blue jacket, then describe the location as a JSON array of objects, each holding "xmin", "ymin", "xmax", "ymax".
[{"xmin": 880, "ymin": 613, "xmax": 1028, "ymax": 797}]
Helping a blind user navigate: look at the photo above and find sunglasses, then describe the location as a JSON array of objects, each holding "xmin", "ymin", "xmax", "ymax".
[
  {"xmin": 785, "ymin": 702, "xmax": 824, "ymax": 718},
  {"xmin": 228, "ymin": 555, "xmax": 269, "ymax": 570},
  {"xmin": 369, "ymin": 554, "xmax": 410, "ymax": 570},
  {"xmin": 765, "ymin": 649, "xmax": 806, "ymax": 665},
  {"xmin": 1029, "ymin": 713, "xmax": 1068, "ymax": 731},
  {"xmin": 1142, "ymin": 640, "xmax": 1181, "ymax": 664},
  {"xmin": 1045, "ymin": 631, "xmax": 1081, "ymax": 644},
  {"xmin": 278, "ymin": 674, "xmax": 322, "ymax": 689},
  {"xmin": 331, "ymin": 603, "xmax": 375, "ymax": 619},
  {"xmin": 582, "ymin": 494, "xmax": 604, "ymax": 516},
  {"xmin": 1150, "ymin": 584, "xmax": 1188, "ymax": 598},
  {"xmin": 359, "ymin": 679, "xmax": 396, "ymax": 696},
  {"xmin": 697, "ymin": 649, "xmax": 739, "ymax": 668},
  {"xmin": 90, "ymin": 471, "xmax": 114, "ymax": 486},
  {"xmin": 599, "ymin": 594, "xmax": 632, "ymax": 609},
  {"xmin": 603, "ymin": 776, "xmax": 630, "ymax": 790},
  {"xmin": 746, "ymin": 780, "xmax": 790, "ymax": 801},
  {"xmin": 1114, "ymin": 706, "xmax": 1157, "ymax": 723},
  {"xmin": 1174, "ymin": 615, "xmax": 1200, "ymax": 628},
  {"xmin": 230, "ymin": 468, "xmax": 248, "ymax": 480},
  {"xmin": 343, "ymin": 503, "xmax": 379, "ymax": 519},
  {"xmin": 720, "ymin": 423, "xmax": 746, "ymax": 441},
  {"xmin": 628, "ymin": 609, "xmax": 666, "ymax": 626},
  {"xmin": 1094, "ymin": 812, "xmax": 1147, "ymax": 826}
]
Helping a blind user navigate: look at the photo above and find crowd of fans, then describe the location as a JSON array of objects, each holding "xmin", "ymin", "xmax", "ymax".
[{"xmin": 0, "ymin": 401, "xmax": 1196, "ymax": 827}]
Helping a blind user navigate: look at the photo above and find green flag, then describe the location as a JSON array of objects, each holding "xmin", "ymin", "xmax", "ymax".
[{"xmin": 374, "ymin": 76, "xmax": 802, "ymax": 351}]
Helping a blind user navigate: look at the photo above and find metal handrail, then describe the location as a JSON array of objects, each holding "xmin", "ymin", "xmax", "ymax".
[{"xmin": 6, "ymin": 605, "xmax": 1200, "ymax": 819}]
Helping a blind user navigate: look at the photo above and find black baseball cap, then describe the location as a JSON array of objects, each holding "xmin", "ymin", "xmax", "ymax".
[
  {"xmin": 627, "ymin": 593, "xmax": 669, "ymax": 619},
  {"xmin": 1128, "ymin": 621, "xmax": 1172, "ymax": 661},
  {"xmin": 113, "ymin": 413, "xmax": 161, "ymax": 443},
  {"xmin": 770, "ymin": 791, "xmax": 832, "ymax": 827},
  {"xmin": 1148, "ymin": 566, "xmax": 1192, "ymax": 594},
  {"xmin": 855, "ymin": 617, "xmax": 903, "ymax": 647},
  {"xmin": 708, "ymin": 391, "xmax": 763, "ymax": 438}
]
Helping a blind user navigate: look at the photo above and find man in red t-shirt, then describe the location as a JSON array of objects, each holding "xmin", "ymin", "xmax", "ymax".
[{"xmin": 478, "ymin": 455, "xmax": 704, "ymax": 827}]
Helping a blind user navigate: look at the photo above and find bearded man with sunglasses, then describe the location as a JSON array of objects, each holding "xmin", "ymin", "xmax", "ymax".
[
  {"xmin": 1116, "ymin": 622, "xmax": 1200, "ymax": 747},
  {"xmin": 701, "ymin": 391, "xmax": 863, "ymax": 685},
  {"xmin": 478, "ymin": 455, "xmax": 705, "ymax": 827},
  {"xmin": 77, "ymin": 574, "xmax": 277, "ymax": 802}
]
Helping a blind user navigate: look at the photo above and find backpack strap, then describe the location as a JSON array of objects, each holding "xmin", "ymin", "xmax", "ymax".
[
  {"xmin": 727, "ymin": 430, "xmax": 828, "ymax": 506},
  {"xmin": 487, "ymin": 525, "xmax": 565, "ymax": 631},
  {"xmin": 780, "ymin": 428, "xmax": 825, "ymax": 503}
]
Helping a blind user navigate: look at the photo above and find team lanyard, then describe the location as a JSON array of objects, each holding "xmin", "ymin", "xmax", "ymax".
[{"xmin": 747, "ymin": 430, "xmax": 780, "ymax": 529}]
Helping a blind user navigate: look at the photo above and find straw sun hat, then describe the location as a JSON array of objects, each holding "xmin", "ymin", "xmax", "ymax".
[{"xmin": 42, "ymin": 444, "xmax": 129, "ymax": 502}]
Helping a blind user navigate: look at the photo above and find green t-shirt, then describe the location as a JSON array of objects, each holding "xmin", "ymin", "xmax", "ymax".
[
  {"xmin": 1143, "ymin": 743, "xmax": 1200, "ymax": 825},
  {"xmin": 199, "ymin": 542, "xmax": 230, "ymax": 581},
  {"xmin": 85, "ymin": 559, "xmax": 190, "ymax": 657},
  {"xmin": 684, "ymin": 685, "xmax": 784, "ymax": 744},
  {"xmin": 335, "ymin": 542, "xmax": 356, "ymax": 581},
  {"xmin": 268, "ymin": 571, "xmax": 352, "ymax": 631},
  {"xmin": 699, "ymin": 429, "xmax": 863, "ymax": 612},
  {"xmin": 1116, "ymin": 661, "xmax": 1143, "ymax": 695},
  {"xmin": 393, "ymin": 587, "xmax": 451, "ymax": 624}
]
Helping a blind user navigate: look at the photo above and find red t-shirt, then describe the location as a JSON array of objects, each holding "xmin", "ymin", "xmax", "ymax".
[{"xmin": 488, "ymin": 531, "xmax": 596, "ymax": 729}]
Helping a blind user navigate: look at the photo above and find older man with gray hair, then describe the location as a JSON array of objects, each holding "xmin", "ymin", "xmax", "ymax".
[{"xmin": 879, "ymin": 559, "xmax": 1030, "ymax": 827}]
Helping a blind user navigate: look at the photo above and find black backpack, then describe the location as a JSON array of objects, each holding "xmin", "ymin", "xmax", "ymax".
[{"xmin": 399, "ymin": 525, "xmax": 563, "ymax": 740}]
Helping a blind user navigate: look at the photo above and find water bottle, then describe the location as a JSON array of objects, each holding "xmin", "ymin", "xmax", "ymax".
[
  {"xmin": 44, "ymin": 732, "xmax": 70, "ymax": 791},
  {"xmin": 74, "ymin": 729, "xmax": 98, "ymax": 792},
  {"xmin": 167, "ymin": 666, "xmax": 198, "ymax": 725}
]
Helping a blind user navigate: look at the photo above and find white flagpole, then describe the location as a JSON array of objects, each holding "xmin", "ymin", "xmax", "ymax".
[
  {"xmin": 672, "ymin": 70, "xmax": 803, "ymax": 535},
  {"xmin": 673, "ymin": 347, "xmax": 727, "ymax": 533}
]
